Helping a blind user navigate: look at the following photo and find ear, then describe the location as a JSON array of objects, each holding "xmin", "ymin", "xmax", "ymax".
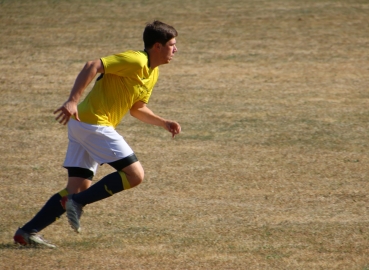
[{"xmin": 153, "ymin": 42, "xmax": 162, "ymax": 51}]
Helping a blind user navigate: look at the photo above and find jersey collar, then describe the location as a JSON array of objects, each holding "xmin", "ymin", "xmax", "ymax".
[{"xmin": 144, "ymin": 49, "xmax": 151, "ymax": 68}]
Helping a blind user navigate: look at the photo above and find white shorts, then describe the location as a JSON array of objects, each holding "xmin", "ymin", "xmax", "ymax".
[{"xmin": 63, "ymin": 119, "xmax": 134, "ymax": 175}]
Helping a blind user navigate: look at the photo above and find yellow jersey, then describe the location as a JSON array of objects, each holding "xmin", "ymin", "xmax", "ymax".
[{"xmin": 77, "ymin": 50, "xmax": 159, "ymax": 128}]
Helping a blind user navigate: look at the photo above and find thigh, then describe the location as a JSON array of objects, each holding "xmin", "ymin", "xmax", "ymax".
[
  {"xmin": 63, "ymin": 139, "xmax": 99, "ymax": 175},
  {"xmin": 122, "ymin": 160, "xmax": 144, "ymax": 178},
  {"xmin": 92, "ymin": 125, "xmax": 135, "ymax": 163},
  {"xmin": 67, "ymin": 119, "xmax": 135, "ymax": 168},
  {"xmin": 72, "ymin": 121, "xmax": 134, "ymax": 165},
  {"xmin": 108, "ymin": 153, "xmax": 138, "ymax": 171}
]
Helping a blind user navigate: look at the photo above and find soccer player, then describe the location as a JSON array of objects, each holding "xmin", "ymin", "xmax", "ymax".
[{"xmin": 13, "ymin": 20, "xmax": 181, "ymax": 248}]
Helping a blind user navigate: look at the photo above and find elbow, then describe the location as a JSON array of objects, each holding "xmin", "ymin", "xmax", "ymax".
[
  {"xmin": 130, "ymin": 101, "xmax": 146, "ymax": 119},
  {"xmin": 130, "ymin": 109, "xmax": 137, "ymax": 118},
  {"xmin": 85, "ymin": 59, "xmax": 104, "ymax": 73},
  {"xmin": 84, "ymin": 60, "xmax": 95, "ymax": 69}
]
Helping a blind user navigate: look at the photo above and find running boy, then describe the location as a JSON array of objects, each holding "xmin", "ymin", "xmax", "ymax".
[{"xmin": 14, "ymin": 20, "xmax": 181, "ymax": 248}]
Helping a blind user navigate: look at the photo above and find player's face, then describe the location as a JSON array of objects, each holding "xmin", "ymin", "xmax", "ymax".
[{"xmin": 160, "ymin": 38, "xmax": 177, "ymax": 64}]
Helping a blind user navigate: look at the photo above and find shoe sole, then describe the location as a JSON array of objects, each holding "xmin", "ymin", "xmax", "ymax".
[{"xmin": 65, "ymin": 200, "xmax": 82, "ymax": 233}]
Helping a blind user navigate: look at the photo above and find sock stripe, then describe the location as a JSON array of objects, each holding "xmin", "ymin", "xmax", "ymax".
[
  {"xmin": 119, "ymin": 171, "xmax": 131, "ymax": 190},
  {"xmin": 58, "ymin": 189, "xmax": 68, "ymax": 197},
  {"xmin": 104, "ymin": 185, "xmax": 113, "ymax": 195}
]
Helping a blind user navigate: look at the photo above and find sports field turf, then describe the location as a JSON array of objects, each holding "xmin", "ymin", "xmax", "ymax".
[{"xmin": 1, "ymin": 0, "xmax": 368, "ymax": 269}]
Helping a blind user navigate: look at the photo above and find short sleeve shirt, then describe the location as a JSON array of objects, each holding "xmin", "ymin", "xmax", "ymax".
[{"xmin": 77, "ymin": 50, "xmax": 159, "ymax": 128}]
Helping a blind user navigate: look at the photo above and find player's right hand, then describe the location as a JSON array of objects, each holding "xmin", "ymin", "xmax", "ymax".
[{"xmin": 53, "ymin": 101, "xmax": 80, "ymax": 125}]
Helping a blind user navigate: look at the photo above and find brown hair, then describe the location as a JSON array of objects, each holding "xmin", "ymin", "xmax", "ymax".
[{"xmin": 143, "ymin": 20, "xmax": 178, "ymax": 49}]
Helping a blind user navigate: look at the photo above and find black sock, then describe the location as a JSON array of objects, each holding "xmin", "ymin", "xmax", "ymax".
[
  {"xmin": 73, "ymin": 171, "xmax": 125, "ymax": 206},
  {"xmin": 21, "ymin": 189, "xmax": 67, "ymax": 233}
]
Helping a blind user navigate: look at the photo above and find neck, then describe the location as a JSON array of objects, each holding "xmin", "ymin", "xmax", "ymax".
[
  {"xmin": 145, "ymin": 48, "xmax": 161, "ymax": 69},
  {"xmin": 144, "ymin": 49, "xmax": 151, "ymax": 68}
]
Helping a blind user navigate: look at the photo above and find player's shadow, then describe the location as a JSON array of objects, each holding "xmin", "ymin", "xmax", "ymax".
[
  {"xmin": 0, "ymin": 243, "xmax": 19, "ymax": 249},
  {"xmin": 0, "ymin": 243, "xmax": 44, "ymax": 249}
]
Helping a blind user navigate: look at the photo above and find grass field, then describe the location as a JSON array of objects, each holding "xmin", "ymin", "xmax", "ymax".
[{"xmin": 1, "ymin": 0, "xmax": 369, "ymax": 269}]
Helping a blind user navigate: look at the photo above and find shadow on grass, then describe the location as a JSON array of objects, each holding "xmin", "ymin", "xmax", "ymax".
[{"xmin": 0, "ymin": 243, "xmax": 47, "ymax": 249}]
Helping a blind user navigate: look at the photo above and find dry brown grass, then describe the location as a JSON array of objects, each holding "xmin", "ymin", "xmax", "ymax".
[{"xmin": 1, "ymin": 0, "xmax": 369, "ymax": 269}]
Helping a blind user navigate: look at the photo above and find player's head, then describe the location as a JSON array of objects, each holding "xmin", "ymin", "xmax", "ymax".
[{"xmin": 143, "ymin": 21, "xmax": 178, "ymax": 49}]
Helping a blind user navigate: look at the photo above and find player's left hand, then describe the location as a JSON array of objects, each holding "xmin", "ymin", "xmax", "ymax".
[{"xmin": 165, "ymin": 121, "xmax": 181, "ymax": 138}]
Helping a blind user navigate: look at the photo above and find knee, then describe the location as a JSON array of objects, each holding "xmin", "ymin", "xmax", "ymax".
[
  {"xmin": 128, "ymin": 170, "xmax": 144, "ymax": 188},
  {"xmin": 122, "ymin": 162, "xmax": 144, "ymax": 188}
]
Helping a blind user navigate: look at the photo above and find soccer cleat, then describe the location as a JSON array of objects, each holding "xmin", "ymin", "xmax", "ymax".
[
  {"xmin": 13, "ymin": 228, "xmax": 56, "ymax": 248},
  {"xmin": 61, "ymin": 195, "xmax": 83, "ymax": 233}
]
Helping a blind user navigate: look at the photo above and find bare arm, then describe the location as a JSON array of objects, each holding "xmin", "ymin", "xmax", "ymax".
[
  {"xmin": 54, "ymin": 59, "xmax": 105, "ymax": 125},
  {"xmin": 130, "ymin": 101, "xmax": 181, "ymax": 138}
]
